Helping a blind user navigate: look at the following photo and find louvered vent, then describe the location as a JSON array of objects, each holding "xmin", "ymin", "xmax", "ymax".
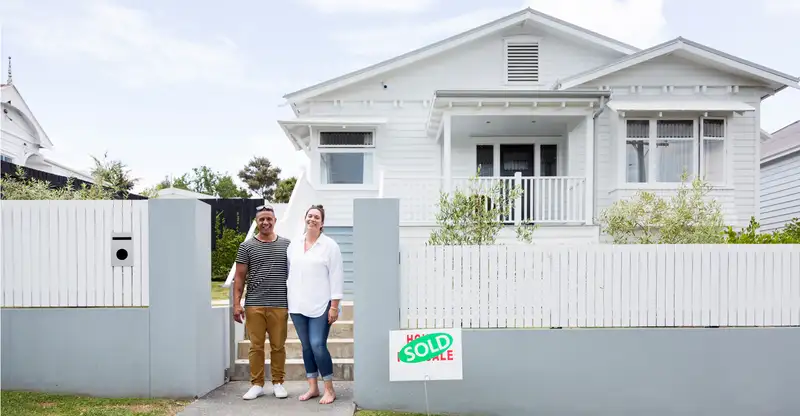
[{"xmin": 506, "ymin": 42, "xmax": 539, "ymax": 83}]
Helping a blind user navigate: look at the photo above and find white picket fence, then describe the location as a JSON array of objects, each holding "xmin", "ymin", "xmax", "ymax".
[
  {"xmin": 1, "ymin": 200, "xmax": 150, "ymax": 308},
  {"xmin": 399, "ymin": 244, "xmax": 800, "ymax": 329}
]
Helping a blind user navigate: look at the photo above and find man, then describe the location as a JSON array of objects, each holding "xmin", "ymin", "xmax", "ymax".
[{"xmin": 233, "ymin": 205, "xmax": 291, "ymax": 400}]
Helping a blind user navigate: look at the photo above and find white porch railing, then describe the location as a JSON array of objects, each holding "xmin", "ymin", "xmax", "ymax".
[{"xmin": 382, "ymin": 174, "xmax": 587, "ymax": 225}]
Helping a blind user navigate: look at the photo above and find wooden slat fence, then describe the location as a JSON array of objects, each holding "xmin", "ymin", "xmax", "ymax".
[
  {"xmin": 1, "ymin": 200, "xmax": 149, "ymax": 307},
  {"xmin": 399, "ymin": 244, "xmax": 800, "ymax": 329}
]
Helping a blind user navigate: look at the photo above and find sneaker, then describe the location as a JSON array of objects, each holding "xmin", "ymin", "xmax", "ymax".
[
  {"xmin": 273, "ymin": 383, "xmax": 288, "ymax": 399},
  {"xmin": 243, "ymin": 385, "xmax": 265, "ymax": 400}
]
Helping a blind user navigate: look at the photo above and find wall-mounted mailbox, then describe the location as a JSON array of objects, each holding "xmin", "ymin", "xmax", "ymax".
[{"xmin": 111, "ymin": 232, "xmax": 134, "ymax": 267}]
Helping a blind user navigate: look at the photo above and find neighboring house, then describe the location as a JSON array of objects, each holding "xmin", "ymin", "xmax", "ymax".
[
  {"xmin": 155, "ymin": 187, "xmax": 216, "ymax": 199},
  {"xmin": 1, "ymin": 82, "xmax": 93, "ymax": 182},
  {"xmin": 759, "ymin": 120, "xmax": 800, "ymax": 232}
]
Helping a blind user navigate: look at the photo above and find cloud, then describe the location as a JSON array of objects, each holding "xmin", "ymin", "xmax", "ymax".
[
  {"xmin": 524, "ymin": 0, "xmax": 668, "ymax": 49},
  {"xmin": 3, "ymin": 0, "xmax": 270, "ymax": 90},
  {"xmin": 764, "ymin": 0, "xmax": 800, "ymax": 15},
  {"xmin": 331, "ymin": 7, "xmax": 519, "ymax": 61},
  {"xmin": 302, "ymin": 0, "xmax": 435, "ymax": 14}
]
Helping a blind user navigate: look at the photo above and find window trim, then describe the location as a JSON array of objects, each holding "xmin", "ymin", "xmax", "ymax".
[
  {"xmin": 503, "ymin": 35, "xmax": 542, "ymax": 87},
  {"xmin": 312, "ymin": 128, "xmax": 379, "ymax": 190},
  {"xmin": 472, "ymin": 136, "xmax": 565, "ymax": 178},
  {"xmin": 618, "ymin": 116, "xmax": 730, "ymax": 189}
]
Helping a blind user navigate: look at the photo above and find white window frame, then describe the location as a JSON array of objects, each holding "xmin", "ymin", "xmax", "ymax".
[
  {"xmin": 1, "ymin": 153, "xmax": 13, "ymax": 163},
  {"xmin": 619, "ymin": 116, "xmax": 730, "ymax": 189},
  {"xmin": 503, "ymin": 35, "xmax": 542, "ymax": 87},
  {"xmin": 312, "ymin": 128, "xmax": 378, "ymax": 190},
  {"xmin": 473, "ymin": 137, "xmax": 565, "ymax": 178}
]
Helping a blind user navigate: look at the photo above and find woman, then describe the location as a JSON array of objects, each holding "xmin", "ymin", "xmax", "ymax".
[{"xmin": 286, "ymin": 204, "xmax": 344, "ymax": 404}]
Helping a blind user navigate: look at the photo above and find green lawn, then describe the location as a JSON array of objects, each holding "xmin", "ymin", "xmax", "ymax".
[
  {"xmin": 0, "ymin": 391, "xmax": 188, "ymax": 416},
  {"xmin": 211, "ymin": 281, "xmax": 229, "ymax": 302}
]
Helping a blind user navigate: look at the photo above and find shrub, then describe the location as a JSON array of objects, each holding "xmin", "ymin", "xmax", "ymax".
[
  {"xmin": 210, "ymin": 212, "xmax": 248, "ymax": 281},
  {"xmin": 724, "ymin": 217, "xmax": 800, "ymax": 244},
  {"xmin": 428, "ymin": 171, "xmax": 537, "ymax": 245},
  {"xmin": 0, "ymin": 167, "xmax": 117, "ymax": 200}
]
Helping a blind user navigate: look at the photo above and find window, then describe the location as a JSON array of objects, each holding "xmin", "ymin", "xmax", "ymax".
[
  {"xmin": 624, "ymin": 118, "xmax": 726, "ymax": 185},
  {"xmin": 505, "ymin": 37, "xmax": 539, "ymax": 83},
  {"xmin": 318, "ymin": 131, "xmax": 374, "ymax": 185},
  {"xmin": 0, "ymin": 154, "xmax": 12, "ymax": 163}
]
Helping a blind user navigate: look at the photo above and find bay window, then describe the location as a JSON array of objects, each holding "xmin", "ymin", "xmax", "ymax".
[
  {"xmin": 318, "ymin": 131, "xmax": 375, "ymax": 185},
  {"xmin": 624, "ymin": 117, "xmax": 726, "ymax": 185}
]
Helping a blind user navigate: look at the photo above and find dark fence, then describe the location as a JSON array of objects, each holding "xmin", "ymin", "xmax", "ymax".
[
  {"xmin": 201, "ymin": 198, "xmax": 262, "ymax": 250},
  {"xmin": 1, "ymin": 160, "xmax": 148, "ymax": 200}
]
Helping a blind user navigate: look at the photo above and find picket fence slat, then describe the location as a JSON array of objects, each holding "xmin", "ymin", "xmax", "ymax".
[
  {"xmin": 399, "ymin": 244, "xmax": 800, "ymax": 329},
  {"xmin": 1, "ymin": 201, "xmax": 150, "ymax": 308}
]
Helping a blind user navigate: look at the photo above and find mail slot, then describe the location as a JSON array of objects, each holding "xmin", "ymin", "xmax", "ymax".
[{"xmin": 111, "ymin": 232, "xmax": 134, "ymax": 267}]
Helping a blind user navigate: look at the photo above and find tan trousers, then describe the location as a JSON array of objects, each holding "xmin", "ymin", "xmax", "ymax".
[{"xmin": 245, "ymin": 307, "xmax": 288, "ymax": 386}]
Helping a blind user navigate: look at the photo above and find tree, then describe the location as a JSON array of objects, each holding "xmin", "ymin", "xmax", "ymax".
[
  {"xmin": 1, "ymin": 166, "xmax": 117, "ymax": 200},
  {"xmin": 238, "ymin": 157, "xmax": 281, "ymax": 200},
  {"xmin": 428, "ymin": 170, "xmax": 536, "ymax": 245},
  {"xmin": 90, "ymin": 152, "xmax": 138, "ymax": 196},
  {"xmin": 273, "ymin": 177, "xmax": 296, "ymax": 203},
  {"xmin": 179, "ymin": 165, "xmax": 251, "ymax": 198},
  {"xmin": 155, "ymin": 174, "xmax": 191, "ymax": 191},
  {"xmin": 597, "ymin": 173, "xmax": 725, "ymax": 244}
]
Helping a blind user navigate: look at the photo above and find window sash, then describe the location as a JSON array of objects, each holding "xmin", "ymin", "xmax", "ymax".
[{"xmin": 318, "ymin": 131, "xmax": 375, "ymax": 148}]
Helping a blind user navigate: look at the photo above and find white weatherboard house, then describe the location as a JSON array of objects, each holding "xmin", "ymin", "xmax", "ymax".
[
  {"xmin": 760, "ymin": 120, "xmax": 800, "ymax": 232},
  {"xmin": 273, "ymin": 8, "xmax": 799, "ymax": 294},
  {"xmin": 1, "ymin": 82, "xmax": 93, "ymax": 182}
]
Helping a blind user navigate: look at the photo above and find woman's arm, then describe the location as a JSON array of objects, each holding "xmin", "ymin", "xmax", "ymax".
[{"xmin": 327, "ymin": 241, "xmax": 345, "ymax": 310}]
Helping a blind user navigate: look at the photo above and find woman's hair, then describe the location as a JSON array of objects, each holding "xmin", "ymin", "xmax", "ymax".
[{"xmin": 305, "ymin": 204, "xmax": 325, "ymax": 232}]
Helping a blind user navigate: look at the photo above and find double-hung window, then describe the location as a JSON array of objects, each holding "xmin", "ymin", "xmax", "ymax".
[
  {"xmin": 318, "ymin": 131, "xmax": 375, "ymax": 186},
  {"xmin": 624, "ymin": 117, "xmax": 726, "ymax": 185}
]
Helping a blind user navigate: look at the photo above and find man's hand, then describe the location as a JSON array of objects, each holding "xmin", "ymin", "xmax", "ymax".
[{"xmin": 233, "ymin": 304, "xmax": 245, "ymax": 323}]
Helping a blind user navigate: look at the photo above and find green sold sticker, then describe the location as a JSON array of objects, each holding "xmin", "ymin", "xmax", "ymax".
[{"xmin": 398, "ymin": 332, "xmax": 454, "ymax": 363}]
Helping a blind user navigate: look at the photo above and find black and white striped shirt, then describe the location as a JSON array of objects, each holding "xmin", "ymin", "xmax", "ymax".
[{"xmin": 235, "ymin": 235, "xmax": 290, "ymax": 308}]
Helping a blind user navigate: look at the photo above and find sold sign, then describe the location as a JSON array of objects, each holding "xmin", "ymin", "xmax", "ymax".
[{"xmin": 398, "ymin": 332, "xmax": 454, "ymax": 363}]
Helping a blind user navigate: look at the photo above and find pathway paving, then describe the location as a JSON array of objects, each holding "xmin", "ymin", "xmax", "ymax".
[{"xmin": 177, "ymin": 381, "xmax": 355, "ymax": 416}]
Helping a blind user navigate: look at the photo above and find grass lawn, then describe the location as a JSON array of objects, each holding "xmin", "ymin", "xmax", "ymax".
[
  {"xmin": 1, "ymin": 391, "xmax": 189, "ymax": 416},
  {"xmin": 211, "ymin": 281, "xmax": 229, "ymax": 302}
]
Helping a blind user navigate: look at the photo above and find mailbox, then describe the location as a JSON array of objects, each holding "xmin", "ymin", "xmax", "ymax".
[{"xmin": 111, "ymin": 232, "xmax": 134, "ymax": 267}]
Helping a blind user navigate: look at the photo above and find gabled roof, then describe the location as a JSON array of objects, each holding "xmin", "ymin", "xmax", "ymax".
[
  {"xmin": 556, "ymin": 37, "xmax": 800, "ymax": 92},
  {"xmin": 761, "ymin": 120, "xmax": 800, "ymax": 164},
  {"xmin": 0, "ymin": 84, "xmax": 54, "ymax": 149},
  {"xmin": 283, "ymin": 7, "xmax": 639, "ymax": 103}
]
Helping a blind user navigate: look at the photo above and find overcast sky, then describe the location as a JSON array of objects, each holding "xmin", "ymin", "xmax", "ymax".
[{"xmin": 1, "ymin": 0, "xmax": 798, "ymax": 191}]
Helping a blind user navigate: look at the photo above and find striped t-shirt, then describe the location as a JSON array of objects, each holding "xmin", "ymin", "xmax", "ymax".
[{"xmin": 235, "ymin": 235, "xmax": 290, "ymax": 308}]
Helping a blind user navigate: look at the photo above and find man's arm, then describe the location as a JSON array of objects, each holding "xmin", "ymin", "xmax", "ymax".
[{"xmin": 233, "ymin": 263, "xmax": 247, "ymax": 307}]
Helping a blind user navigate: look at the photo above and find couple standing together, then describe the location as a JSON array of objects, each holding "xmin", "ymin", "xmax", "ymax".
[{"xmin": 232, "ymin": 204, "xmax": 343, "ymax": 405}]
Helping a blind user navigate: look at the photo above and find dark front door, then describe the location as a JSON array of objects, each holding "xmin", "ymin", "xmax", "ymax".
[{"xmin": 499, "ymin": 145, "xmax": 535, "ymax": 223}]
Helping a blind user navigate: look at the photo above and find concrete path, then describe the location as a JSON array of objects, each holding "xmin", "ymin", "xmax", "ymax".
[{"xmin": 177, "ymin": 381, "xmax": 355, "ymax": 416}]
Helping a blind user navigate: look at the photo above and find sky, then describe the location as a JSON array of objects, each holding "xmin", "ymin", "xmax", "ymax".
[{"xmin": 1, "ymin": 0, "xmax": 798, "ymax": 192}]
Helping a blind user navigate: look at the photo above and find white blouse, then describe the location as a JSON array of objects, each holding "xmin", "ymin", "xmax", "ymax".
[{"xmin": 286, "ymin": 233, "xmax": 345, "ymax": 318}]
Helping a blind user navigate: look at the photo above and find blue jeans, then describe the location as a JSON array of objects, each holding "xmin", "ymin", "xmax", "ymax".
[{"xmin": 290, "ymin": 306, "xmax": 333, "ymax": 381}]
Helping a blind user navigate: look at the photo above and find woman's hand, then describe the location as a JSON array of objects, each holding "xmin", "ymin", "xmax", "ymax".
[{"xmin": 328, "ymin": 306, "xmax": 339, "ymax": 324}]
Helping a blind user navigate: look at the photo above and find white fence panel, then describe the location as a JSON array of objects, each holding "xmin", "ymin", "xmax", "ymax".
[
  {"xmin": 1, "ymin": 200, "xmax": 149, "ymax": 308},
  {"xmin": 399, "ymin": 244, "xmax": 800, "ymax": 329}
]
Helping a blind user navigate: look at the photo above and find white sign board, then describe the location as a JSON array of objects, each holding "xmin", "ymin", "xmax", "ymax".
[{"xmin": 389, "ymin": 328, "xmax": 463, "ymax": 382}]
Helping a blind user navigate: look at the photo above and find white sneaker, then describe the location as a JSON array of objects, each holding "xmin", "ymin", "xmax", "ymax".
[
  {"xmin": 273, "ymin": 383, "xmax": 288, "ymax": 399},
  {"xmin": 243, "ymin": 385, "xmax": 265, "ymax": 400}
]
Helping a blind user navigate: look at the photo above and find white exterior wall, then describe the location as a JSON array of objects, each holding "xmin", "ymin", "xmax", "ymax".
[
  {"xmin": 760, "ymin": 153, "xmax": 800, "ymax": 232},
  {"xmin": 1, "ymin": 105, "xmax": 39, "ymax": 163},
  {"xmin": 581, "ymin": 55, "xmax": 767, "ymax": 229}
]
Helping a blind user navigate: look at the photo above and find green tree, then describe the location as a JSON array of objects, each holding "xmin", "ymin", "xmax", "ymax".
[
  {"xmin": 428, "ymin": 170, "xmax": 536, "ymax": 245},
  {"xmin": 1, "ymin": 167, "xmax": 117, "ymax": 200},
  {"xmin": 597, "ymin": 173, "xmax": 725, "ymax": 244},
  {"xmin": 238, "ymin": 157, "xmax": 281, "ymax": 200},
  {"xmin": 273, "ymin": 177, "xmax": 296, "ymax": 203},
  {"xmin": 90, "ymin": 152, "xmax": 138, "ymax": 196},
  {"xmin": 177, "ymin": 165, "xmax": 251, "ymax": 198}
]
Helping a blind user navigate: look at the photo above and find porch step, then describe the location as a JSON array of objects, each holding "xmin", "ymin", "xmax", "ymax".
[
  {"xmin": 237, "ymin": 338, "xmax": 353, "ymax": 360},
  {"xmin": 231, "ymin": 358, "xmax": 354, "ymax": 382}
]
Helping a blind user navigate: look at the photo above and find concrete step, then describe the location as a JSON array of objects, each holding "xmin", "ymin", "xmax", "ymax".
[
  {"xmin": 231, "ymin": 358, "xmax": 354, "ymax": 382},
  {"xmin": 237, "ymin": 338, "xmax": 353, "ymax": 360},
  {"xmin": 247, "ymin": 320, "xmax": 353, "ymax": 340}
]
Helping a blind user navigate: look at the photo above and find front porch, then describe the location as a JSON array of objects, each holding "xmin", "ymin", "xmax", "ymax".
[{"xmin": 380, "ymin": 89, "xmax": 609, "ymax": 227}]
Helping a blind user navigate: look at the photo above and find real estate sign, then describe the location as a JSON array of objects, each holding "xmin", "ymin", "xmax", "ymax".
[{"xmin": 389, "ymin": 328, "xmax": 463, "ymax": 381}]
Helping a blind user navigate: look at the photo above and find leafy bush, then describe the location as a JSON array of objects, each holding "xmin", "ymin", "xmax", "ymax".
[
  {"xmin": 210, "ymin": 212, "xmax": 249, "ymax": 281},
  {"xmin": 724, "ymin": 217, "xmax": 800, "ymax": 244},
  {"xmin": 597, "ymin": 174, "xmax": 725, "ymax": 244},
  {"xmin": 0, "ymin": 167, "xmax": 117, "ymax": 200},
  {"xmin": 428, "ymin": 171, "xmax": 536, "ymax": 245}
]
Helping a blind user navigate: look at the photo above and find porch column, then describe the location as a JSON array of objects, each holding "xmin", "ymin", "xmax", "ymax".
[
  {"xmin": 584, "ymin": 113, "xmax": 595, "ymax": 225},
  {"xmin": 443, "ymin": 113, "xmax": 452, "ymax": 193}
]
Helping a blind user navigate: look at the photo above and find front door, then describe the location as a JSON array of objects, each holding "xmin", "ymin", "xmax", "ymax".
[{"xmin": 500, "ymin": 145, "xmax": 534, "ymax": 223}]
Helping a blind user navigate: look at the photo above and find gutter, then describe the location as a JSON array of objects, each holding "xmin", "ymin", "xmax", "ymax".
[{"xmin": 434, "ymin": 89, "xmax": 612, "ymax": 100}]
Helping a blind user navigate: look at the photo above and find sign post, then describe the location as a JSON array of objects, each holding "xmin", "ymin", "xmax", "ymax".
[{"xmin": 389, "ymin": 328, "xmax": 463, "ymax": 382}]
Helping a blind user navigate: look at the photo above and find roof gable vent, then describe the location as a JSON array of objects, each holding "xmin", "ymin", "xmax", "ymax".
[{"xmin": 505, "ymin": 37, "xmax": 540, "ymax": 83}]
